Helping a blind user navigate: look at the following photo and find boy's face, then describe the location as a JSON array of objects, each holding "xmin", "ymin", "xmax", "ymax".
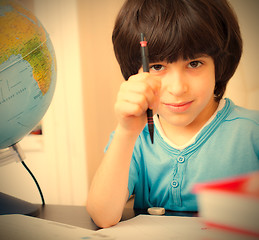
[{"xmin": 149, "ymin": 55, "xmax": 218, "ymax": 130}]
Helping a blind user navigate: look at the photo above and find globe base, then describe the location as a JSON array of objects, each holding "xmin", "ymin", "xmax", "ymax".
[{"xmin": 0, "ymin": 192, "xmax": 40, "ymax": 216}]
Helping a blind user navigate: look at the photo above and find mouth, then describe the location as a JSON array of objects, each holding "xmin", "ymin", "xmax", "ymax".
[{"xmin": 163, "ymin": 101, "xmax": 193, "ymax": 113}]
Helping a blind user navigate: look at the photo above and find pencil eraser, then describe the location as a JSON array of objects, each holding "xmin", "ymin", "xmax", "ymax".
[{"xmin": 147, "ymin": 207, "xmax": 165, "ymax": 215}]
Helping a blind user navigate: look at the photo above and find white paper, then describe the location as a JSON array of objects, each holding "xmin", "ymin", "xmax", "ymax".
[
  {"xmin": 98, "ymin": 215, "xmax": 208, "ymax": 240},
  {"xmin": 0, "ymin": 215, "xmax": 114, "ymax": 240}
]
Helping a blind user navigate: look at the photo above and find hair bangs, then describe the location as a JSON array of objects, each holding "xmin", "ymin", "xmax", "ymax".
[{"xmin": 144, "ymin": 1, "xmax": 220, "ymax": 63}]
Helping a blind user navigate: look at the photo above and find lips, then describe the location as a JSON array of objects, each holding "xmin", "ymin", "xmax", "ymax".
[{"xmin": 163, "ymin": 101, "xmax": 193, "ymax": 113}]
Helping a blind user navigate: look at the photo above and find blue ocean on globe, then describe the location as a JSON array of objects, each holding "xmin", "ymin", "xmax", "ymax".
[{"xmin": 0, "ymin": 0, "xmax": 57, "ymax": 149}]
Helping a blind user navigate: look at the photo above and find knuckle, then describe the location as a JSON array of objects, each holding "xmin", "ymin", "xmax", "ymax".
[
  {"xmin": 120, "ymin": 82, "xmax": 128, "ymax": 91},
  {"xmin": 133, "ymin": 104, "xmax": 144, "ymax": 116},
  {"xmin": 139, "ymin": 82, "xmax": 150, "ymax": 94},
  {"xmin": 137, "ymin": 94, "xmax": 147, "ymax": 107}
]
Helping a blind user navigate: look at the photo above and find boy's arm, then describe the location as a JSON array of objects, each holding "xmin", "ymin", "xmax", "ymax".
[
  {"xmin": 86, "ymin": 72, "xmax": 161, "ymax": 228},
  {"xmin": 86, "ymin": 125, "xmax": 138, "ymax": 228}
]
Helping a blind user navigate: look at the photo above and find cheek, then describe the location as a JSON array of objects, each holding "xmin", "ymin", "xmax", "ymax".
[
  {"xmin": 196, "ymin": 71, "xmax": 216, "ymax": 97},
  {"xmin": 207, "ymin": 65, "xmax": 216, "ymax": 91},
  {"xmin": 207, "ymin": 72, "xmax": 216, "ymax": 95}
]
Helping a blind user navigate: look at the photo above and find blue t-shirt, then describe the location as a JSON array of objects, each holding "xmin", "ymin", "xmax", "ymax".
[{"xmin": 105, "ymin": 98, "xmax": 259, "ymax": 211}]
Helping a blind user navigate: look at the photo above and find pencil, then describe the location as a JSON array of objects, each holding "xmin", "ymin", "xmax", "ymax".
[{"xmin": 140, "ymin": 33, "xmax": 154, "ymax": 144}]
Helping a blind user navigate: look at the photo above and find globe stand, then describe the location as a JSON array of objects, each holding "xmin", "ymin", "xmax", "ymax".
[
  {"xmin": 0, "ymin": 192, "xmax": 40, "ymax": 216},
  {"xmin": 0, "ymin": 143, "xmax": 42, "ymax": 216}
]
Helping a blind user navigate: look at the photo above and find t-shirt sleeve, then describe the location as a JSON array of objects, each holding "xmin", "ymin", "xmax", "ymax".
[{"xmin": 128, "ymin": 153, "xmax": 139, "ymax": 197}]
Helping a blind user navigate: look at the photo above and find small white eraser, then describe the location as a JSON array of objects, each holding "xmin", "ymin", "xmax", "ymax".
[{"xmin": 147, "ymin": 207, "xmax": 165, "ymax": 215}]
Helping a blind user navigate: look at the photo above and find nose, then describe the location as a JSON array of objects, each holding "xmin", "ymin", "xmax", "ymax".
[{"xmin": 163, "ymin": 71, "xmax": 188, "ymax": 97}]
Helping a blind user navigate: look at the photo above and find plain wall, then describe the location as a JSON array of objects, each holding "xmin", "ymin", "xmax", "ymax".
[{"xmin": 77, "ymin": 0, "xmax": 124, "ymax": 188}]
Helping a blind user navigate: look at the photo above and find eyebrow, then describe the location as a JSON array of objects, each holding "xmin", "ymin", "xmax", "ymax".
[
  {"xmin": 149, "ymin": 54, "xmax": 211, "ymax": 64},
  {"xmin": 188, "ymin": 54, "xmax": 210, "ymax": 59}
]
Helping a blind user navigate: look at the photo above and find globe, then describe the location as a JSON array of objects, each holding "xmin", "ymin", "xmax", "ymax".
[{"xmin": 0, "ymin": 0, "xmax": 57, "ymax": 149}]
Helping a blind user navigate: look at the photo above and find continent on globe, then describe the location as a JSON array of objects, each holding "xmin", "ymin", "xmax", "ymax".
[{"xmin": 0, "ymin": 0, "xmax": 57, "ymax": 149}]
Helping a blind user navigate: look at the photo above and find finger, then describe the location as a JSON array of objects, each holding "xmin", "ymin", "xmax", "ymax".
[
  {"xmin": 120, "ymin": 78, "xmax": 161, "ymax": 109},
  {"xmin": 128, "ymin": 72, "xmax": 161, "ymax": 93},
  {"xmin": 129, "ymin": 73, "xmax": 161, "ymax": 104},
  {"xmin": 115, "ymin": 99, "xmax": 146, "ymax": 118},
  {"xmin": 117, "ymin": 91, "xmax": 149, "ymax": 112},
  {"xmin": 119, "ymin": 82, "xmax": 152, "ymax": 107}
]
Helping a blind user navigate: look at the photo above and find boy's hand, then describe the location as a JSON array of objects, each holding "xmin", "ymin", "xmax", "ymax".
[{"xmin": 115, "ymin": 72, "xmax": 161, "ymax": 136}]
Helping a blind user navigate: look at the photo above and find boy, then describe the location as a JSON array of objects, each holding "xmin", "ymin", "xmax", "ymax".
[{"xmin": 87, "ymin": 0, "xmax": 259, "ymax": 228}]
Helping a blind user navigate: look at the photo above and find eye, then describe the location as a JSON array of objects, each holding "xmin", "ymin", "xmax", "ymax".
[
  {"xmin": 188, "ymin": 61, "xmax": 202, "ymax": 68},
  {"xmin": 150, "ymin": 64, "xmax": 165, "ymax": 71}
]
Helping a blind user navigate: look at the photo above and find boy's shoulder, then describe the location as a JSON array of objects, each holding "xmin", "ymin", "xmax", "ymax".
[{"xmin": 226, "ymin": 98, "xmax": 259, "ymax": 125}]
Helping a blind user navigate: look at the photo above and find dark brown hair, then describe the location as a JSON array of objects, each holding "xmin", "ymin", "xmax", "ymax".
[{"xmin": 112, "ymin": 0, "xmax": 242, "ymax": 101}]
